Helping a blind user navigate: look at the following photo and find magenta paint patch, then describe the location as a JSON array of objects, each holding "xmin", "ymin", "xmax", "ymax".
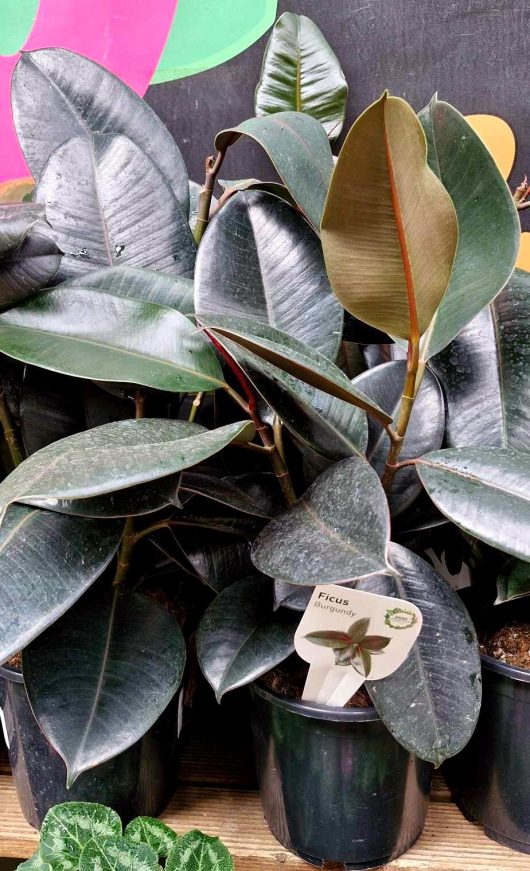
[{"xmin": 1, "ymin": 0, "xmax": 178, "ymax": 183}]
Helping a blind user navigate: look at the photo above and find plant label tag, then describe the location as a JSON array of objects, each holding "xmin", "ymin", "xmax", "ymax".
[
  {"xmin": 295, "ymin": 585, "xmax": 422, "ymax": 707},
  {"xmin": 0, "ymin": 707, "xmax": 10, "ymax": 750}
]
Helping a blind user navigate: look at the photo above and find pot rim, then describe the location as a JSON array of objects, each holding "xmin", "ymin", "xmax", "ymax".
[
  {"xmin": 0, "ymin": 664, "xmax": 23, "ymax": 684},
  {"xmin": 251, "ymin": 681, "xmax": 380, "ymax": 722},
  {"xmin": 481, "ymin": 652, "xmax": 530, "ymax": 684}
]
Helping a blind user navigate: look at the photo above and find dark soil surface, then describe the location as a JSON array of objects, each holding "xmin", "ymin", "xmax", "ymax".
[
  {"xmin": 260, "ymin": 655, "xmax": 372, "ymax": 708},
  {"xmin": 481, "ymin": 622, "xmax": 530, "ymax": 669}
]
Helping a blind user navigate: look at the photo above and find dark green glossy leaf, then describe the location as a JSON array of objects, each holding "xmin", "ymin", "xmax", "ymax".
[
  {"xmin": 28, "ymin": 475, "xmax": 181, "ymax": 518},
  {"xmin": 66, "ymin": 266, "xmax": 194, "ymax": 314},
  {"xmin": 79, "ymin": 837, "xmax": 159, "ymax": 871},
  {"xmin": 195, "ymin": 191, "xmax": 342, "ymax": 358},
  {"xmin": 218, "ymin": 179, "xmax": 298, "ymax": 209},
  {"xmin": 0, "ymin": 419, "xmax": 254, "ymax": 520},
  {"xmin": 496, "ymin": 558, "xmax": 530, "ymax": 604},
  {"xmin": 12, "ymin": 49, "xmax": 189, "ymax": 213},
  {"xmin": 304, "ymin": 630, "xmax": 352, "ymax": 648},
  {"xmin": 175, "ymin": 528, "xmax": 253, "ymax": 592},
  {"xmin": 20, "ymin": 367, "xmax": 84, "ymax": 455},
  {"xmin": 180, "ymin": 471, "xmax": 275, "ymax": 518},
  {"xmin": 0, "ymin": 222, "xmax": 61, "ymax": 310},
  {"xmin": 196, "ymin": 576, "xmax": 297, "ymax": 700},
  {"xmin": 251, "ymin": 457, "xmax": 393, "ymax": 585},
  {"xmin": 166, "ymin": 831, "xmax": 234, "ymax": 871},
  {"xmin": 215, "ymin": 112, "xmax": 334, "ymax": 232},
  {"xmin": 35, "ymin": 134, "xmax": 195, "ymax": 281},
  {"xmin": 361, "ymin": 543, "xmax": 481, "ymax": 765},
  {"xmin": 0, "ymin": 505, "xmax": 121, "ymax": 664},
  {"xmin": 274, "ymin": 581, "xmax": 313, "ymax": 611},
  {"xmin": 416, "ymin": 447, "xmax": 530, "ymax": 561},
  {"xmin": 353, "ymin": 361, "xmax": 445, "ymax": 515},
  {"xmin": 418, "ymin": 96, "xmax": 520, "ymax": 360},
  {"xmin": 125, "ymin": 817, "xmax": 179, "ymax": 859},
  {"xmin": 24, "ymin": 589, "xmax": 186, "ymax": 785},
  {"xmin": 429, "ymin": 272, "xmax": 530, "ymax": 449},
  {"xmin": 0, "ymin": 203, "xmax": 45, "ymax": 256},
  {"xmin": 40, "ymin": 802, "xmax": 122, "ymax": 869},
  {"xmin": 256, "ymin": 12, "xmax": 347, "ymax": 140},
  {"xmin": 0, "ymin": 287, "xmax": 223, "ymax": 391}
]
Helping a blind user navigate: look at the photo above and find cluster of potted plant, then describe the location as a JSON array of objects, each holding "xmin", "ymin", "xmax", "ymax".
[{"xmin": 0, "ymin": 9, "xmax": 528, "ymax": 869}]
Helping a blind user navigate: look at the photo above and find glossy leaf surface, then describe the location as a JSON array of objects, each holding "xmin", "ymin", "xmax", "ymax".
[
  {"xmin": 361, "ymin": 544, "xmax": 481, "ymax": 765},
  {"xmin": 195, "ymin": 192, "xmax": 342, "ymax": 358},
  {"xmin": 79, "ymin": 838, "xmax": 159, "ymax": 871},
  {"xmin": 429, "ymin": 272, "xmax": 530, "ymax": 449},
  {"xmin": 0, "ymin": 287, "xmax": 223, "ymax": 392},
  {"xmin": 24, "ymin": 590, "xmax": 186, "ymax": 784},
  {"xmin": 125, "ymin": 817, "xmax": 179, "ymax": 859},
  {"xmin": 496, "ymin": 558, "xmax": 530, "ymax": 604},
  {"xmin": 354, "ymin": 361, "xmax": 445, "ymax": 514},
  {"xmin": 196, "ymin": 576, "xmax": 297, "ymax": 700},
  {"xmin": 166, "ymin": 831, "xmax": 234, "ymax": 871},
  {"xmin": 419, "ymin": 96, "xmax": 520, "ymax": 360},
  {"xmin": 321, "ymin": 93, "xmax": 458, "ymax": 340},
  {"xmin": 12, "ymin": 49, "xmax": 189, "ymax": 213},
  {"xmin": 0, "ymin": 203, "xmax": 44, "ymax": 256},
  {"xmin": 175, "ymin": 529, "xmax": 253, "ymax": 592},
  {"xmin": 0, "ymin": 505, "xmax": 121, "ymax": 664},
  {"xmin": 255, "ymin": 12, "xmax": 347, "ymax": 139},
  {"xmin": 216, "ymin": 112, "xmax": 334, "ymax": 232},
  {"xmin": 0, "ymin": 223, "xmax": 61, "ymax": 310},
  {"xmin": 67, "ymin": 266, "xmax": 194, "ymax": 314},
  {"xmin": 252, "ymin": 457, "xmax": 392, "ymax": 584},
  {"xmin": 416, "ymin": 448, "xmax": 530, "ymax": 561},
  {"xmin": 0, "ymin": 419, "xmax": 254, "ymax": 521},
  {"xmin": 20, "ymin": 368, "xmax": 84, "ymax": 455},
  {"xmin": 40, "ymin": 802, "xmax": 121, "ymax": 869},
  {"xmin": 16, "ymin": 854, "xmax": 52, "ymax": 870},
  {"xmin": 35, "ymin": 133, "xmax": 195, "ymax": 281},
  {"xmin": 27, "ymin": 476, "xmax": 180, "ymax": 518},
  {"xmin": 180, "ymin": 472, "xmax": 275, "ymax": 518}
]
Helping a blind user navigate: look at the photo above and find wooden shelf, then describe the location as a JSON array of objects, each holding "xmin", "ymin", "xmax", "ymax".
[{"xmin": 0, "ymin": 697, "xmax": 529, "ymax": 870}]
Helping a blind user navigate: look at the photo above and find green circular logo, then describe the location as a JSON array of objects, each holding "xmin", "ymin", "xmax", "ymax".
[{"xmin": 384, "ymin": 607, "xmax": 417, "ymax": 630}]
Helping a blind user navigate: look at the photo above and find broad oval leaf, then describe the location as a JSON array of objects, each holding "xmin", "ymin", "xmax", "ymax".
[
  {"xmin": 196, "ymin": 576, "xmax": 298, "ymax": 700},
  {"xmin": 416, "ymin": 447, "xmax": 530, "ymax": 561},
  {"xmin": 0, "ymin": 203, "xmax": 45, "ymax": 256},
  {"xmin": 255, "ymin": 12, "xmax": 348, "ymax": 140},
  {"xmin": 175, "ymin": 528, "xmax": 254, "ymax": 592},
  {"xmin": 16, "ymin": 854, "xmax": 52, "ymax": 870},
  {"xmin": 67, "ymin": 266, "xmax": 194, "ymax": 314},
  {"xmin": 321, "ymin": 92, "xmax": 458, "ymax": 340},
  {"xmin": 24, "ymin": 589, "xmax": 186, "ymax": 785},
  {"xmin": 36, "ymin": 134, "xmax": 195, "ymax": 281},
  {"xmin": 354, "ymin": 361, "xmax": 445, "ymax": 514},
  {"xmin": 166, "ymin": 831, "xmax": 234, "ymax": 871},
  {"xmin": 0, "ymin": 223, "xmax": 62, "ymax": 310},
  {"xmin": 496, "ymin": 558, "xmax": 530, "ymax": 604},
  {"xmin": 0, "ymin": 287, "xmax": 223, "ymax": 392},
  {"xmin": 180, "ymin": 471, "xmax": 275, "ymax": 518},
  {"xmin": 195, "ymin": 191, "xmax": 342, "ymax": 358},
  {"xmin": 125, "ymin": 818, "xmax": 179, "ymax": 859},
  {"xmin": 419, "ymin": 96, "xmax": 520, "ymax": 360},
  {"xmin": 0, "ymin": 419, "xmax": 254, "ymax": 521},
  {"xmin": 215, "ymin": 112, "xmax": 334, "ymax": 232},
  {"xmin": 79, "ymin": 837, "xmax": 159, "ymax": 871},
  {"xmin": 0, "ymin": 506, "xmax": 121, "ymax": 665},
  {"xmin": 12, "ymin": 49, "xmax": 189, "ymax": 213},
  {"xmin": 251, "ymin": 457, "xmax": 393, "ymax": 585},
  {"xmin": 28, "ymin": 476, "xmax": 181, "ymax": 519},
  {"xmin": 274, "ymin": 581, "xmax": 313, "ymax": 611},
  {"xmin": 40, "ymin": 802, "xmax": 122, "ymax": 869},
  {"xmin": 360, "ymin": 543, "xmax": 481, "ymax": 765},
  {"xmin": 429, "ymin": 272, "xmax": 530, "ymax": 449}
]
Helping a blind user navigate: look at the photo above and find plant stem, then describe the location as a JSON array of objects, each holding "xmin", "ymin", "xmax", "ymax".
[
  {"xmin": 188, "ymin": 392, "xmax": 204, "ymax": 422},
  {"xmin": 113, "ymin": 389, "xmax": 146, "ymax": 585},
  {"xmin": 0, "ymin": 388, "xmax": 23, "ymax": 468},
  {"xmin": 193, "ymin": 149, "xmax": 227, "ymax": 244},
  {"xmin": 381, "ymin": 337, "xmax": 420, "ymax": 492},
  {"xmin": 273, "ymin": 414, "xmax": 287, "ymax": 464}
]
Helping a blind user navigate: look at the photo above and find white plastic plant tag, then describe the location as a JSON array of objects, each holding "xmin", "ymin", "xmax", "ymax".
[
  {"xmin": 295, "ymin": 585, "xmax": 422, "ymax": 707},
  {"xmin": 0, "ymin": 707, "xmax": 10, "ymax": 749}
]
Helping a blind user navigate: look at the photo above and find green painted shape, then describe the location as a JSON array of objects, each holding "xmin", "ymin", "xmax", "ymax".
[
  {"xmin": 1, "ymin": 0, "xmax": 39, "ymax": 56},
  {"xmin": 153, "ymin": 0, "xmax": 278, "ymax": 82}
]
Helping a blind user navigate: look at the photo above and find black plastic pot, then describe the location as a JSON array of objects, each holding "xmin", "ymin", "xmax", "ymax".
[
  {"xmin": 448, "ymin": 653, "xmax": 530, "ymax": 853},
  {"xmin": 249, "ymin": 684, "xmax": 433, "ymax": 870},
  {"xmin": 0, "ymin": 664, "xmax": 182, "ymax": 829}
]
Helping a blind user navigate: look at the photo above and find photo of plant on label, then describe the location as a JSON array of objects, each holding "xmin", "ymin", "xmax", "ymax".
[{"xmin": 295, "ymin": 585, "xmax": 423, "ymax": 707}]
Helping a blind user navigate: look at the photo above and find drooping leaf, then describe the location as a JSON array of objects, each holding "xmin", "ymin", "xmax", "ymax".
[
  {"xmin": 0, "ymin": 203, "xmax": 45, "ymax": 256},
  {"xmin": 416, "ymin": 447, "xmax": 530, "ymax": 562},
  {"xmin": 496, "ymin": 558, "xmax": 530, "ymax": 604},
  {"xmin": 66, "ymin": 266, "xmax": 194, "ymax": 314},
  {"xmin": 166, "ymin": 831, "xmax": 234, "ymax": 871},
  {"xmin": 0, "ymin": 419, "xmax": 254, "ymax": 521},
  {"xmin": 321, "ymin": 92, "xmax": 458, "ymax": 340},
  {"xmin": 125, "ymin": 817, "xmax": 179, "ymax": 859},
  {"xmin": 180, "ymin": 471, "xmax": 275, "ymax": 518},
  {"xmin": 195, "ymin": 191, "xmax": 342, "ymax": 358},
  {"xmin": 418, "ymin": 96, "xmax": 520, "ymax": 360},
  {"xmin": 0, "ymin": 222, "xmax": 62, "ymax": 310},
  {"xmin": 429, "ymin": 272, "xmax": 530, "ymax": 449},
  {"xmin": 15, "ymin": 853, "xmax": 52, "ymax": 870},
  {"xmin": 216, "ymin": 112, "xmax": 334, "ymax": 232},
  {"xmin": 255, "ymin": 12, "xmax": 347, "ymax": 140},
  {"xmin": 361, "ymin": 543, "xmax": 481, "ymax": 765},
  {"xmin": 0, "ymin": 287, "xmax": 223, "ymax": 392},
  {"xmin": 35, "ymin": 133, "xmax": 195, "ymax": 281},
  {"xmin": 28, "ymin": 476, "xmax": 181, "ymax": 519},
  {"xmin": 24, "ymin": 589, "xmax": 186, "ymax": 785},
  {"xmin": 12, "ymin": 48, "xmax": 189, "ymax": 213},
  {"xmin": 40, "ymin": 802, "xmax": 122, "ymax": 870},
  {"xmin": 218, "ymin": 179, "xmax": 298, "ymax": 209},
  {"xmin": 79, "ymin": 837, "xmax": 159, "ymax": 871},
  {"xmin": 196, "ymin": 576, "xmax": 298, "ymax": 700},
  {"xmin": 0, "ymin": 505, "xmax": 121, "ymax": 665},
  {"xmin": 353, "ymin": 361, "xmax": 445, "ymax": 514},
  {"xmin": 175, "ymin": 528, "xmax": 254, "ymax": 592},
  {"xmin": 251, "ymin": 457, "xmax": 393, "ymax": 584}
]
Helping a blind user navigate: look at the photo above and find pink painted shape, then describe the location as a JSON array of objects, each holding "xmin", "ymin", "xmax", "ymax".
[{"xmin": 1, "ymin": 0, "xmax": 178, "ymax": 183}]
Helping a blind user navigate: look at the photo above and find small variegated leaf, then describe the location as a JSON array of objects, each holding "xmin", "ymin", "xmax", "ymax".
[
  {"xmin": 79, "ymin": 837, "xmax": 159, "ymax": 871},
  {"xmin": 40, "ymin": 802, "xmax": 121, "ymax": 870},
  {"xmin": 166, "ymin": 830, "xmax": 234, "ymax": 871},
  {"xmin": 125, "ymin": 817, "xmax": 179, "ymax": 859}
]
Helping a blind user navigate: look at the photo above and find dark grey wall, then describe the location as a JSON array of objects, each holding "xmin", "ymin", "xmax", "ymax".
[{"xmin": 145, "ymin": 0, "xmax": 528, "ymax": 223}]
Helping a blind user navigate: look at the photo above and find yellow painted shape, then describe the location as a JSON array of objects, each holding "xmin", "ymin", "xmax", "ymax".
[
  {"xmin": 0, "ymin": 178, "xmax": 34, "ymax": 203},
  {"xmin": 466, "ymin": 115, "xmax": 516, "ymax": 181},
  {"xmin": 516, "ymin": 233, "xmax": 530, "ymax": 271}
]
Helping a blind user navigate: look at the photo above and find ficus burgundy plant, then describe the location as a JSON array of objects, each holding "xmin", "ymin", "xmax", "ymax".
[{"xmin": 0, "ymin": 10, "xmax": 527, "ymax": 782}]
